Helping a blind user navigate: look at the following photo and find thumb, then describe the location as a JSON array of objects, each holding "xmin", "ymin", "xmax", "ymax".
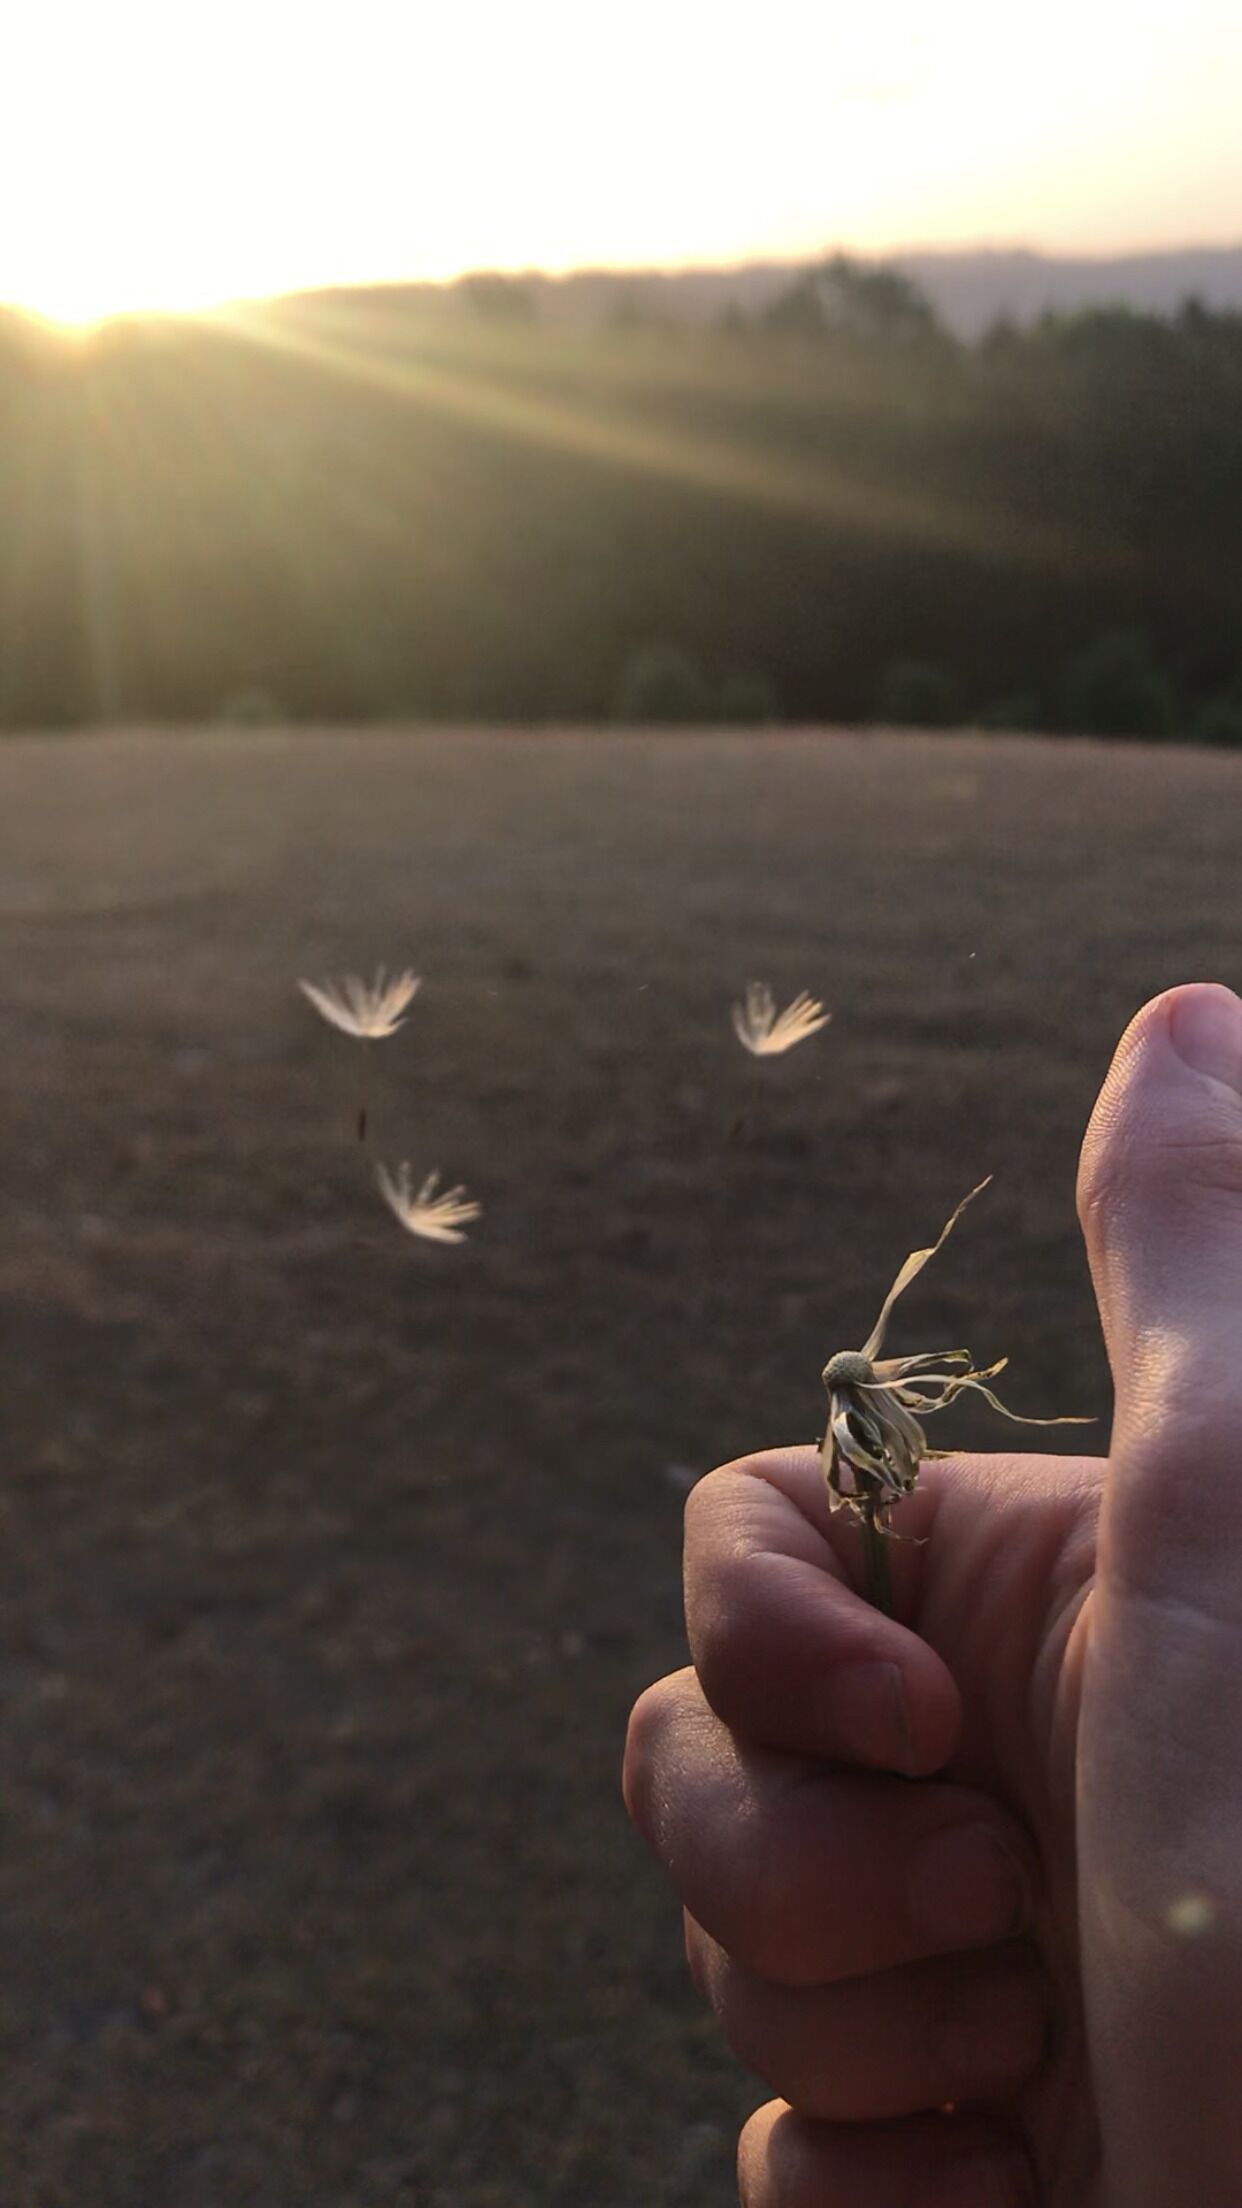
[
  {"xmin": 1079, "ymin": 980, "xmax": 1242, "ymax": 1591},
  {"xmin": 1077, "ymin": 982, "xmax": 1242, "ymax": 2207}
]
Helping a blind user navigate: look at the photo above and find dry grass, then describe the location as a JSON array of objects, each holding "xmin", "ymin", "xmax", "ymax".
[{"xmin": 1, "ymin": 724, "xmax": 1237, "ymax": 2206}]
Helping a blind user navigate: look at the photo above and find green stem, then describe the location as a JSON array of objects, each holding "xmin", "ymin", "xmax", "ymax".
[{"xmin": 861, "ymin": 1505, "xmax": 895, "ymax": 1616}]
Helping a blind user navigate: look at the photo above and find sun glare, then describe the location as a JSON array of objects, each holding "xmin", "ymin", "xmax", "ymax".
[
  {"xmin": 26, "ymin": 281, "xmax": 227, "ymax": 331},
  {"xmin": 2, "ymin": 0, "xmax": 1241, "ymax": 326},
  {"xmin": 20, "ymin": 284, "xmax": 208, "ymax": 334},
  {"xmin": 1, "ymin": 215, "xmax": 276, "ymax": 331}
]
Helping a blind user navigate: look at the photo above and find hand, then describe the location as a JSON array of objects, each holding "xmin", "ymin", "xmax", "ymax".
[{"xmin": 624, "ymin": 983, "xmax": 1242, "ymax": 2207}]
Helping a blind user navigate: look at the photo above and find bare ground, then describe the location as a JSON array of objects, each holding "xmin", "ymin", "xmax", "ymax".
[{"xmin": 1, "ymin": 725, "xmax": 1238, "ymax": 2207}]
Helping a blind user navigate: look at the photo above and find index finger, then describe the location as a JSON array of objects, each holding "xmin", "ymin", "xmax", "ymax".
[{"xmin": 685, "ymin": 1447, "xmax": 962, "ymax": 1775}]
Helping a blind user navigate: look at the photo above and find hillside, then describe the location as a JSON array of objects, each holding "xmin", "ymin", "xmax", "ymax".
[
  {"xmin": 3, "ymin": 261, "xmax": 1242, "ymax": 734},
  {"xmin": 264, "ymin": 245, "xmax": 1242, "ymax": 340}
]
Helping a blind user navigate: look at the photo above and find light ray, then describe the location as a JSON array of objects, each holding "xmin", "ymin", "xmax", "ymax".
[{"xmin": 216, "ymin": 299, "xmax": 1127, "ymax": 578}]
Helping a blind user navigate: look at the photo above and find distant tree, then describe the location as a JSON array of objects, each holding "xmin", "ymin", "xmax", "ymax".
[
  {"xmin": 718, "ymin": 672, "xmax": 779, "ymax": 724},
  {"xmin": 1192, "ymin": 693, "xmax": 1242, "ymax": 747},
  {"xmin": 614, "ymin": 644, "xmax": 710, "ymax": 724},
  {"xmin": 5, "ymin": 281, "xmax": 1242, "ymax": 735},
  {"xmin": 975, "ymin": 691, "xmax": 1040, "ymax": 732},
  {"xmin": 816, "ymin": 254, "xmax": 946, "ymax": 346},
  {"xmin": 762, "ymin": 276, "xmax": 829, "ymax": 337},
  {"xmin": 608, "ymin": 288, "xmax": 669, "ymax": 334},
  {"xmin": 874, "ymin": 660, "xmax": 961, "ymax": 728},
  {"xmin": 215, "ymin": 686, "xmax": 285, "ymax": 728},
  {"xmin": 1178, "ymin": 295, "xmax": 1212, "ymax": 334},
  {"xmin": 978, "ymin": 316, "xmax": 1024, "ymax": 358},
  {"xmin": 462, "ymin": 274, "xmax": 538, "ymax": 324},
  {"xmin": 762, "ymin": 254, "xmax": 948, "ymax": 350},
  {"xmin": 1063, "ymin": 629, "xmax": 1175, "ymax": 739}
]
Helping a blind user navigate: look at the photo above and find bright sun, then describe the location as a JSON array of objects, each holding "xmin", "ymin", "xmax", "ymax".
[
  {"xmin": 17, "ymin": 275, "xmax": 221, "ymax": 332},
  {"xmin": 3, "ymin": 0, "xmax": 1241, "ymax": 327}
]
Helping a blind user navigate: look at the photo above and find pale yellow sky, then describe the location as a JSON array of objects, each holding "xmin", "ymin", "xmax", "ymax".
[{"xmin": 5, "ymin": 0, "xmax": 1242, "ymax": 323}]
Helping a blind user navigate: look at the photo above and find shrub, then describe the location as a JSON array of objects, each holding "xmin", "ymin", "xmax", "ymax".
[
  {"xmin": 613, "ymin": 644, "xmax": 710, "ymax": 724},
  {"xmin": 718, "ymin": 672, "xmax": 779, "ymax": 724},
  {"xmin": 1063, "ymin": 629, "xmax": 1174, "ymax": 739},
  {"xmin": 462, "ymin": 274, "xmax": 537, "ymax": 323},
  {"xmin": 216, "ymin": 686, "xmax": 284, "ymax": 728},
  {"xmin": 874, "ymin": 660, "xmax": 961, "ymax": 728},
  {"xmin": 975, "ymin": 691, "xmax": 1040, "ymax": 732},
  {"xmin": 1192, "ymin": 694, "xmax": 1242, "ymax": 748}
]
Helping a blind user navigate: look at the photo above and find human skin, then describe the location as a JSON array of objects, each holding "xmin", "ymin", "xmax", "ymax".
[{"xmin": 624, "ymin": 983, "xmax": 1242, "ymax": 2206}]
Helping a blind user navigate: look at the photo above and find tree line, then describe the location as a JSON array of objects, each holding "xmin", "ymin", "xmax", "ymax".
[{"xmin": 2, "ymin": 257, "xmax": 1240, "ymax": 740}]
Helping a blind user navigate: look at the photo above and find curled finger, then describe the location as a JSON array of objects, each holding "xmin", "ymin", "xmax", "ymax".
[
  {"xmin": 686, "ymin": 1915, "xmax": 1048, "ymax": 2122},
  {"xmin": 738, "ymin": 2100, "xmax": 1035, "ymax": 2208}
]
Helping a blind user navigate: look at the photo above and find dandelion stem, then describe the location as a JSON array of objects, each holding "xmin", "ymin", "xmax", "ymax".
[
  {"xmin": 861, "ymin": 1503, "xmax": 895, "ymax": 1617},
  {"xmin": 357, "ymin": 1040, "xmax": 371, "ymax": 1144}
]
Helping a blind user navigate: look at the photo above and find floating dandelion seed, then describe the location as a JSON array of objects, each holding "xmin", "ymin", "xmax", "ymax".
[
  {"xmin": 376, "ymin": 1163, "xmax": 481, "ymax": 1245},
  {"xmin": 732, "ymin": 983, "xmax": 831, "ymax": 1057},
  {"xmin": 820, "ymin": 1178, "xmax": 1089, "ymax": 1610},
  {"xmin": 298, "ymin": 967, "xmax": 420, "ymax": 1140},
  {"xmin": 298, "ymin": 967, "xmax": 420, "ymax": 1040}
]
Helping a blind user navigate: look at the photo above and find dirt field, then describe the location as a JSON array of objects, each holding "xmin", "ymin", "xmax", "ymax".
[{"xmin": 1, "ymin": 725, "xmax": 1238, "ymax": 2206}]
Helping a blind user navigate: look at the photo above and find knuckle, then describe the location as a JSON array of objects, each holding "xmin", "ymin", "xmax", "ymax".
[
  {"xmin": 739, "ymin": 1809, "xmax": 815, "ymax": 1984},
  {"xmin": 682, "ymin": 1461, "xmax": 745, "ymax": 1560},
  {"xmin": 931, "ymin": 1952, "xmax": 1048, "ymax": 2094},
  {"xmin": 683, "ymin": 1910, "xmax": 709, "ymax": 1992},
  {"xmin": 682, "ymin": 1462, "xmax": 725, "ymax": 1533},
  {"xmin": 685, "ymin": 1458, "xmax": 787, "ymax": 1715},
  {"xmin": 1080, "ymin": 1083, "xmax": 1242, "ymax": 1240},
  {"xmin": 1075, "ymin": 1110, "xmax": 1133, "ymax": 1240},
  {"xmin": 689, "ymin": 1558, "xmax": 752, "ymax": 1715},
  {"xmin": 697, "ymin": 1942, "xmax": 761, "ymax": 2049}
]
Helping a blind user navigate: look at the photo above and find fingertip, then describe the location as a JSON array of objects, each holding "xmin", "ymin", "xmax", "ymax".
[
  {"xmin": 1079, "ymin": 982, "xmax": 1242, "ymax": 1372},
  {"xmin": 686, "ymin": 1453, "xmax": 963, "ymax": 1772},
  {"xmin": 694, "ymin": 1541, "xmax": 963, "ymax": 1773},
  {"xmin": 893, "ymin": 1642, "xmax": 964, "ymax": 1776},
  {"xmin": 1080, "ymin": 983, "xmax": 1242, "ymax": 1215},
  {"xmin": 739, "ymin": 2102, "xmax": 1034, "ymax": 2208},
  {"xmin": 621, "ymin": 1671, "xmax": 680, "ymax": 1834},
  {"xmin": 1165, "ymin": 981, "xmax": 1242, "ymax": 1093},
  {"xmin": 819, "ymin": 1644, "xmax": 961, "ymax": 1778},
  {"xmin": 738, "ymin": 2100, "xmax": 791, "ymax": 2207}
]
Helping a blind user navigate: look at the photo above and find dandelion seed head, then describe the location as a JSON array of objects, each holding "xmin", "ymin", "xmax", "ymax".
[
  {"xmin": 732, "ymin": 982, "xmax": 830, "ymax": 1058},
  {"xmin": 823, "ymin": 1351, "xmax": 874, "ymax": 1389},
  {"xmin": 819, "ymin": 1177, "xmax": 1090, "ymax": 1532}
]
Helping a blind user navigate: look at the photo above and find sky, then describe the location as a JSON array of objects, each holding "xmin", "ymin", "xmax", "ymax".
[{"xmin": 4, "ymin": 0, "xmax": 1242, "ymax": 324}]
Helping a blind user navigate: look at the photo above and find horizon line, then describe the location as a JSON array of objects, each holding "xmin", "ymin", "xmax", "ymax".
[{"xmin": 7, "ymin": 233, "xmax": 1242, "ymax": 334}]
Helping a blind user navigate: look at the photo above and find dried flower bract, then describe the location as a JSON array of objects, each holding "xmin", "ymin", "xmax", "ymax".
[
  {"xmin": 732, "ymin": 983, "xmax": 831, "ymax": 1057},
  {"xmin": 821, "ymin": 1177, "xmax": 1086, "ymax": 1535},
  {"xmin": 376, "ymin": 1163, "xmax": 481, "ymax": 1245},
  {"xmin": 299, "ymin": 967, "xmax": 420, "ymax": 1040}
]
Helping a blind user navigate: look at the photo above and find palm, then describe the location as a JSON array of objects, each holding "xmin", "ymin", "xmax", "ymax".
[{"xmin": 906, "ymin": 1449, "xmax": 1103, "ymax": 2203}]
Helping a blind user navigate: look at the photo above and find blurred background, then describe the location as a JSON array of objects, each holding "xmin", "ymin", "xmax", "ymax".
[{"xmin": 2, "ymin": 4, "xmax": 1241, "ymax": 2202}]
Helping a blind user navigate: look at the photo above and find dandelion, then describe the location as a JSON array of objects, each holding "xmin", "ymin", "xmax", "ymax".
[
  {"xmin": 820, "ymin": 1178, "xmax": 1088, "ymax": 1611},
  {"xmin": 375, "ymin": 1163, "xmax": 481, "ymax": 1245},
  {"xmin": 298, "ymin": 966, "xmax": 420, "ymax": 1140},
  {"xmin": 732, "ymin": 983, "xmax": 830, "ymax": 1057},
  {"xmin": 298, "ymin": 967, "xmax": 420, "ymax": 1041},
  {"xmin": 724, "ymin": 981, "xmax": 830, "ymax": 1159}
]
